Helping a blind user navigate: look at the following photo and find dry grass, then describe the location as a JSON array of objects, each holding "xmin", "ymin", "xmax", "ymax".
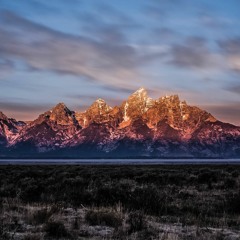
[{"xmin": 0, "ymin": 165, "xmax": 240, "ymax": 239}]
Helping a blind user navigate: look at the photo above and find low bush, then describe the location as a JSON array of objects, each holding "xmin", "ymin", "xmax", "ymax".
[
  {"xmin": 20, "ymin": 184, "xmax": 43, "ymax": 202},
  {"xmin": 23, "ymin": 234, "xmax": 41, "ymax": 240},
  {"xmin": 0, "ymin": 220, "xmax": 10, "ymax": 240},
  {"xmin": 137, "ymin": 227, "xmax": 159, "ymax": 240},
  {"xmin": 72, "ymin": 217, "xmax": 80, "ymax": 230},
  {"xmin": 30, "ymin": 208, "xmax": 51, "ymax": 225},
  {"xmin": 85, "ymin": 209, "xmax": 122, "ymax": 227},
  {"xmin": 224, "ymin": 177, "xmax": 236, "ymax": 188},
  {"xmin": 227, "ymin": 192, "xmax": 240, "ymax": 214},
  {"xmin": 129, "ymin": 185, "xmax": 166, "ymax": 215},
  {"xmin": 127, "ymin": 211, "xmax": 146, "ymax": 233},
  {"xmin": 44, "ymin": 221, "xmax": 71, "ymax": 238}
]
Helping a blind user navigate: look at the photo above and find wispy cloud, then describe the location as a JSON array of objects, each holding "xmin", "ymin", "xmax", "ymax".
[
  {"xmin": 0, "ymin": 10, "xmax": 142, "ymax": 89},
  {"xmin": 0, "ymin": 100, "xmax": 51, "ymax": 120},
  {"xmin": 153, "ymin": 27, "xmax": 178, "ymax": 41},
  {"xmin": 0, "ymin": 59, "xmax": 14, "ymax": 79},
  {"xmin": 224, "ymin": 84, "xmax": 240, "ymax": 95},
  {"xmin": 168, "ymin": 37, "xmax": 222, "ymax": 69},
  {"xmin": 218, "ymin": 37, "xmax": 240, "ymax": 72},
  {"xmin": 199, "ymin": 13, "xmax": 233, "ymax": 29},
  {"xmin": 201, "ymin": 103, "xmax": 240, "ymax": 126},
  {"xmin": 218, "ymin": 38, "xmax": 240, "ymax": 54}
]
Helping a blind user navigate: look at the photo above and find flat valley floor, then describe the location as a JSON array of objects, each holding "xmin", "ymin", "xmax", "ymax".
[{"xmin": 1, "ymin": 164, "xmax": 240, "ymax": 240}]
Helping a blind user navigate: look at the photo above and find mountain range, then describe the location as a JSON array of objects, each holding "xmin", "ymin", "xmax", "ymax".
[{"xmin": 0, "ymin": 88, "xmax": 240, "ymax": 158}]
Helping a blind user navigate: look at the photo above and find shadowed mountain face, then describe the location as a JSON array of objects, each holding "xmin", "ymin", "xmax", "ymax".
[
  {"xmin": 0, "ymin": 111, "xmax": 26, "ymax": 147},
  {"xmin": 0, "ymin": 88, "xmax": 240, "ymax": 158}
]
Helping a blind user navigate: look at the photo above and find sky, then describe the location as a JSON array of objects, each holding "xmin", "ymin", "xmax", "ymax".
[{"xmin": 0, "ymin": 0, "xmax": 240, "ymax": 125}]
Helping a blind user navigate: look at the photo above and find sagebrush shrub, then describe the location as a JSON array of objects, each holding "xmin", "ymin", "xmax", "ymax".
[
  {"xmin": 44, "ymin": 221, "xmax": 70, "ymax": 238},
  {"xmin": 85, "ymin": 210, "xmax": 122, "ymax": 227}
]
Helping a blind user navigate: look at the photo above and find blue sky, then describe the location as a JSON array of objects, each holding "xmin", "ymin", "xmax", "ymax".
[{"xmin": 0, "ymin": 0, "xmax": 240, "ymax": 125}]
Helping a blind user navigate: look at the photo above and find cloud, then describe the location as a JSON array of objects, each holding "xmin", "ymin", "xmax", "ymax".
[
  {"xmin": 0, "ymin": 101, "xmax": 49, "ymax": 112},
  {"xmin": 19, "ymin": 0, "xmax": 63, "ymax": 15},
  {"xmin": 0, "ymin": 10, "xmax": 143, "ymax": 89},
  {"xmin": 78, "ymin": 4, "xmax": 140, "ymax": 44},
  {"xmin": 227, "ymin": 56, "xmax": 240, "ymax": 72},
  {"xmin": 225, "ymin": 84, "xmax": 240, "ymax": 95},
  {"xmin": 100, "ymin": 85, "xmax": 134, "ymax": 95},
  {"xmin": 94, "ymin": 3, "xmax": 135, "ymax": 26},
  {"xmin": 66, "ymin": 94, "xmax": 97, "ymax": 102},
  {"xmin": 142, "ymin": 0, "xmax": 188, "ymax": 22},
  {"xmin": 0, "ymin": 100, "xmax": 52, "ymax": 120},
  {"xmin": 82, "ymin": 23, "xmax": 127, "ymax": 43},
  {"xmin": 218, "ymin": 37, "xmax": 240, "ymax": 72},
  {"xmin": 199, "ymin": 13, "xmax": 232, "ymax": 29},
  {"xmin": 0, "ymin": 59, "xmax": 14, "ymax": 79},
  {"xmin": 169, "ymin": 45, "xmax": 208, "ymax": 68},
  {"xmin": 143, "ymin": 5, "xmax": 166, "ymax": 20},
  {"xmin": 146, "ymin": 0, "xmax": 185, "ymax": 8},
  {"xmin": 153, "ymin": 27, "xmax": 178, "ymax": 41},
  {"xmin": 218, "ymin": 38, "xmax": 240, "ymax": 54},
  {"xmin": 202, "ymin": 103, "xmax": 240, "ymax": 126},
  {"xmin": 130, "ymin": 44, "xmax": 169, "ymax": 64},
  {"xmin": 168, "ymin": 37, "xmax": 222, "ymax": 69}
]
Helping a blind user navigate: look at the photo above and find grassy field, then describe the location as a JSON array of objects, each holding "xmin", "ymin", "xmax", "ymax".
[{"xmin": 0, "ymin": 164, "xmax": 240, "ymax": 239}]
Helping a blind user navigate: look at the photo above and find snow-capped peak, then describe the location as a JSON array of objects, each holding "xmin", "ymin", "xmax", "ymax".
[
  {"xmin": 136, "ymin": 87, "xmax": 146, "ymax": 92},
  {"xmin": 96, "ymin": 98, "xmax": 105, "ymax": 104},
  {"xmin": 89, "ymin": 98, "xmax": 112, "ymax": 113},
  {"xmin": 132, "ymin": 87, "xmax": 147, "ymax": 96},
  {"xmin": 128, "ymin": 87, "xmax": 149, "ymax": 103},
  {"xmin": 94, "ymin": 98, "xmax": 109, "ymax": 108},
  {"xmin": 120, "ymin": 87, "xmax": 154, "ymax": 123}
]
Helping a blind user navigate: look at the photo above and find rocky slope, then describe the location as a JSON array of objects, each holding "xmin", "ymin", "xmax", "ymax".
[
  {"xmin": 1, "ymin": 88, "xmax": 240, "ymax": 158},
  {"xmin": 0, "ymin": 111, "xmax": 25, "ymax": 147},
  {"xmin": 10, "ymin": 103, "xmax": 81, "ymax": 152}
]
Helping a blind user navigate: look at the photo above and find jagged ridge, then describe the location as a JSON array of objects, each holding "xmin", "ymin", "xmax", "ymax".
[{"xmin": 0, "ymin": 88, "xmax": 240, "ymax": 158}]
